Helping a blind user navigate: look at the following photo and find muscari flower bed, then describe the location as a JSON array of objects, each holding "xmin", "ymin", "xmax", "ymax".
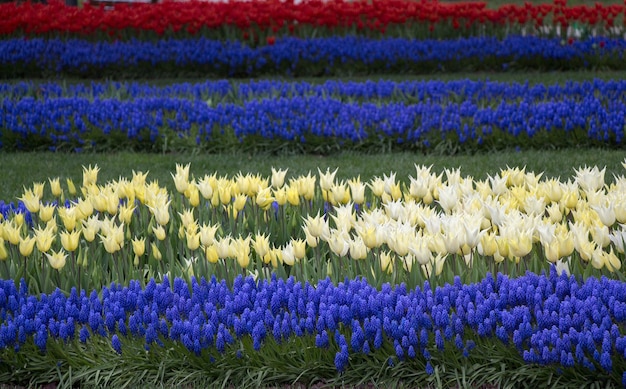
[
  {"xmin": 1, "ymin": 35, "xmax": 625, "ymax": 79},
  {"xmin": 1, "ymin": 78, "xmax": 625, "ymax": 153},
  {"xmin": 1, "ymin": 270, "xmax": 626, "ymax": 387}
]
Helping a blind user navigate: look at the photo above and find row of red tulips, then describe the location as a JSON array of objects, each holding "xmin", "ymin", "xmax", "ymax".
[{"xmin": 0, "ymin": 0, "xmax": 624, "ymax": 38}]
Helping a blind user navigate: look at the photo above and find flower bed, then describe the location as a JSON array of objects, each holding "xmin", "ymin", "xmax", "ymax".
[
  {"xmin": 1, "ymin": 35, "xmax": 624, "ymax": 78},
  {"xmin": 1, "ymin": 79, "xmax": 624, "ymax": 153},
  {"xmin": 3, "ymin": 0, "xmax": 626, "ymax": 386},
  {"xmin": 0, "ymin": 270, "xmax": 625, "ymax": 386}
]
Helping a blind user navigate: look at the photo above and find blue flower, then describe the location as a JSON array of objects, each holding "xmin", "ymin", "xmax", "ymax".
[{"xmin": 111, "ymin": 334, "xmax": 122, "ymax": 354}]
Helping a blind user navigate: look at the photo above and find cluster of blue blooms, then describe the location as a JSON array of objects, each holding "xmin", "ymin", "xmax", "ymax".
[
  {"xmin": 1, "ymin": 79, "xmax": 624, "ymax": 152},
  {"xmin": 0, "ymin": 36, "xmax": 623, "ymax": 78},
  {"xmin": 3, "ymin": 78, "xmax": 626, "ymax": 103},
  {"xmin": 0, "ymin": 269, "xmax": 625, "ymax": 380}
]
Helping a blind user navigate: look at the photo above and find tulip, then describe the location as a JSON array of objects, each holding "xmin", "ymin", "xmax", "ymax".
[
  {"xmin": 293, "ymin": 238, "xmax": 306, "ymax": 260},
  {"xmin": 171, "ymin": 163, "xmax": 190, "ymax": 194},
  {"xmin": 58, "ymin": 206, "xmax": 77, "ymax": 231},
  {"xmin": 132, "ymin": 237, "xmax": 146, "ymax": 257},
  {"xmin": 252, "ymin": 233, "xmax": 271, "ymax": 258},
  {"xmin": 100, "ymin": 234, "xmax": 121, "ymax": 254},
  {"xmin": 153, "ymin": 225, "xmax": 166, "ymax": 241},
  {"xmin": 186, "ymin": 231, "xmax": 201, "ymax": 251},
  {"xmin": 19, "ymin": 236, "xmax": 36, "ymax": 257},
  {"xmin": 39, "ymin": 203, "xmax": 56, "ymax": 223},
  {"xmin": 281, "ymin": 242, "xmax": 296, "ymax": 266},
  {"xmin": 151, "ymin": 242, "xmax": 162, "ymax": 261},
  {"xmin": 185, "ymin": 182, "xmax": 201, "ymax": 207},
  {"xmin": 197, "ymin": 174, "xmax": 215, "ymax": 200},
  {"xmin": 198, "ymin": 223, "xmax": 218, "ymax": 247},
  {"xmin": 379, "ymin": 250, "xmax": 394, "ymax": 274},
  {"xmin": 59, "ymin": 229, "xmax": 80, "ymax": 252},
  {"xmin": 205, "ymin": 244, "xmax": 219, "ymax": 264},
  {"xmin": 347, "ymin": 176, "xmax": 366, "ymax": 205},
  {"xmin": 45, "ymin": 249, "xmax": 67, "ymax": 270},
  {"xmin": 255, "ymin": 186, "xmax": 274, "ymax": 210},
  {"xmin": 233, "ymin": 237, "xmax": 251, "ymax": 269},
  {"xmin": 19, "ymin": 189, "xmax": 40, "ymax": 213},
  {"xmin": 271, "ymin": 167, "xmax": 288, "ymax": 189},
  {"xmin": 49, "ymin": 177, "xmax": 62, "ymax": 198},
  {"xmin": 81, "ymin": 216, "xmax": 100, "ymax": 242},
  {"xmin": 66, "ymin": 178, "xmax": 77, "ymax": 197},
  {"xmin": 82, "ymin": 164, "xmax": 100, "ymax": 188},
  {"xmin": 318, "ymin": 167, "xmax": 338, "ymax": 192},
  {"xmin": 0, "ymin": 239, "xmax": 7, "ymax": 260},
  {"xmin": 34, "ymin": 226, "xmax": 55, "ymax": 253}
]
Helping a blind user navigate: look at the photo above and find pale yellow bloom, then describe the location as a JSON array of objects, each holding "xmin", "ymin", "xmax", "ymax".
[
  {"xmin": 171, "ymin": 163, "xmax": 191, "ymax": 194},
  {"xmin": 49, "ymin": 177, "xmax": 62, "ymax": 197},
  {"xmin": 82, "ymin": 164, "xmax": 100, "ymax": 187},
  {"xmin": 34, "ymin": 225, "xmax": 55, "ymax": 253},
  {"xmin": 271, "ymin": 167, "xmax": 288, "ymax": 189},
  {"xmin": 132, "ymin": 237, "xmax": 146, "ymax": 257},
  {"xmin": 153, "ymin": 225, "xmax": 166, "ymax": 241},
  {"xmin": 19, "ymin": 236, "xmax": 36, "ymax": 256},
  {"xmin": 151, "ymin": 242, "xmax": 162, "ymax": 260},
  {"xmin": 60, "ymin": 230, "xmax": 80, "ymax": 252},
  {"xmin": 45, "ymin": 249, "xmax": 67, "ymax": 270},
  {"xmin": 39, "ymin": 203, "xmax": 56, "ymax": 223},
  {"xmin": 19, "ymin": 189, "xmax": 40, "ymax": 213}
]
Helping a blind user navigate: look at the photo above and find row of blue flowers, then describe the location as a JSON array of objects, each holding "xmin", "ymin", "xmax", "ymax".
[
  {"xmin": 1, "ymin": 81, "xmax": 623, "ymax": 152},
  {"xmin": 0, "ymin": 36, "xmax": 624, "ymax": 78},
  {"xmin": 3, "ymin": 78, "xmax": 626, "ymax": 104},
  {"xmin": 0, "ymin": 269, "xmax": 625, "ymax": 384}
]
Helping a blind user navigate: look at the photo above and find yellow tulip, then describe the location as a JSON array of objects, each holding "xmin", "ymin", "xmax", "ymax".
[
  {"xmin": 233, "ymin": 194, "xmax": 247, "ymax": 213},
  {"xmin": 81, "ymin": 164, "xmax": 100, "ymax": 188},
  {"xmin": 218, "ymin": 185, "xmax": 232, "ymax": 206},
  {"xmin": 171, "ymin": 163, "xmax": 190, "ymax": 194},
  {"xmin": 153, "ymin": 225, "xmax": 166, "ymax": 241},
  {"xmin": 273, "ymin": 187, "xmax": 287, "ymax": 206},
  {"xmin": 380, "ymin": 250, "xmax": 394, "ymax": 274},
  {"xmin": 186, "ymin": 231, "xmax": 201, "ymax": 251},
  {"xmin": 205, "ymin": 244, "xmax": 219, "ymax": 264},
  {"xmin": 252, "ymin": 233, "xmax": 271, "ymax": 258},
  {"xmin": 60, "ymin": 230, "xmax": 80, "ymax": 252},
  {"xmin": 3, "ymin": 221, "xmax": 21, "ymax": 245},
  {"xmin": 39, "ymin": 203, "xmax": 56, "ymax": 223},
  {"xmin": 49, "ymin": 177, "xmax": 62, "ymax": 198},
  {"xmin": 132, "ymin": 237, "xmax": 146, "ymax": 257},
  {"xmin": 19, "ymin": 189, "xmax": 40, "ymax": 213},
  {"xmin": 255, "ymin": 186, "xmax": 274, "ymax": 210},
  {"xmin": 118, "ymin": 203, "xmax": 135, "ymax": 225},
  {"xmin": 58, "ymin": 206, "xmax": 77, "ymax": 231},
  {"xmin": 286, "ymin": 185, "xmax": 300, "ymax": 206},
  {"xmin": 151, "ymin": 242, "xmax": 162, "ymax": 260},
  {"xmin": 233, "ymin": 236, "xmax": 251, "ymax": 269},
  {"xmin": 281, "ymin": 243, "xmax": 296, "ymax": 266},
  {"xmin": 186, "ymin": 182, "xmax": 200, "ymax": 207},
  {"xmin": 197, "ymin": 174, "xmax": 214, "ymax": 200},
  {"xmin": 271, "ymin": 167, "xmax": 288, "ymax": 189},
  {"xmin": 34, "ymin": 226, "xmax": 55, "ymax": 253},
  {"xmin": 19, "ymin": 236, "xmax": 36, "ymax": 257},
  {"xmin": 81, "ymin": 216, "xmax": 100, "ymax": 242},
  {"xmin": 100, "ymin": 234, "xmax": 121, "ymax": 254},
  {"xmin": 0, "ymin": 239, "xmax": 7, "ymax": 260},
  {"xmin": 318, "ymin": 167, "xmax": 338, "ymax": 192},
  {"xmin": 45, "ymin": 249, "xmax": 67, "ymax": 270},
  {"xmin": 66, "ymin": 178, "xmax": 77, "ymax": 196},
  {"xmin": 348, "ymin": 177, "xmax": 366, "ymax": 205},
  {"xmin": 293, "ymin": 238, "xmax": 307, "ymax": 260}
]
